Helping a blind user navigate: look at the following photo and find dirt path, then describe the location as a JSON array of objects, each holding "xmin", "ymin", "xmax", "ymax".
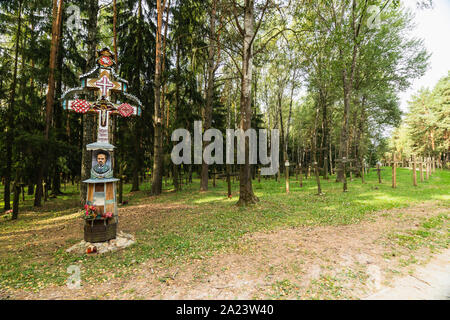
[
  {"xmin": 4, "ymin": 202, "xmax": 449, "ymax": 300},
  {"xmin": 364, "ymin": 248, "xmax": 449, "ymax": 300}
]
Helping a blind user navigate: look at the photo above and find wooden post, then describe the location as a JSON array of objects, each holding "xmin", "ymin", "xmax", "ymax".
[
  {"xmin": 420, "ymin": 157, "xmax": 424, "ymax": 182},
  {"xmin": 258, "ymin": 167, "xmax": 261, "ymax": 183},
  {"xmin": 376, "ymin": 162, "xmax": 382, "ymax": 184},
  {"xmin": 213, "ymin": 166, "xmax": 216, "ymax": 188},
  {"xmin": 342, "ymin": 159, "xmax": 348, "ymax": 192},
  {"xmin": 12, "ymin": 182, "xmax": 20, "ymax": 220},
  {"xmin": 432, "ymin": 156, "xmax": 435, "ymax": 173},
  {"xmin": 412, "ymin": 155, "xmax": 417, "ymax": 186},
  {"xmin": 226, "ymin": 164, "xmax": 231, "ymax": 198},
  {"xmin": 299, "ymin": 164, "xmax": 303, "ymax": 188},
  {"xmin": 313, "ymin": 160, "xmax": 322, "ymax": 194},
  {"xmin": 426, "ymin": 157, "xmax": 430, "ymax": 180},
  {"xmin": 392, "ymin": 152, "xmax": 397, "ymax": 188},
  {"xmin": 285, "ymin": 160, "xmax": 290, "ymax": 194},
  {"xmin": 361, "ymin": 161, "xmax": 365, "ymax": 184},
  {"xmin": 118, "ymin": 165, "xmax": 124, "ymax": 204},
  {"xmin": 43, "ymin": 181, "xmax": 47, "ymax": 202}
]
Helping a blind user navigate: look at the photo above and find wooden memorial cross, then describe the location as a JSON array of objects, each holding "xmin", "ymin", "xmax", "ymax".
[
  {"xmin": 312, "ymin": 160, "xmax": 322, "ymax": 194},
  {"xmin": 411, "ymin": 155, "xmax": 417, "ymax": 186},
  {"xmin": 417, "ymin": 157, "xmax": 424, "ymax": 182},
  {"xmin": 61, "ymin": 48, "xmax": 142, "ymax": 243},
  {"xmin": 432, "ymin": 156, "xmax": 436, "ymax": 173},
  {"xmin": 285, "ymin": 160, "xmax": 290, "ymax": 194},
  {"xmin": 426, "ymin": 156, "xmax": 431, "ymax": 180},
  {"xmin": 361, "ymin": 160, "xmax": 369, "ymax": 183},
  {"xmin": 424, "ymin": 157, "xmax": 430, "ymax": 180},
  {"xmin": 297, "ymin": 163, "xmax": 303, "ymax": 188},
  {"xmin": 390, "ymin": 153, "xmax": 402, "ymax": 188},
  {"xmin": 315, "ymin": 146, "xmax": 328, "ymax": 179},
  {"xmin": 375, "ymin": 162, "xmax": 384, "ymax": 184},
  {"xmin": 358, "ymin": 160, "xmax": 366, "ymax": 184}
]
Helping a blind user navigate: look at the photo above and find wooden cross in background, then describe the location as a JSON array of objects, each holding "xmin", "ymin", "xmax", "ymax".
[
  {"xmin": 390, "ymin": 152, "xmax": 402, "ymax": 188},
  {"xmin": 411, "ymin": 155, "xmax": 417, "ymax": 186},
  {"xmin": 376, "ymin": 162, "xmax": 384, "ymax": 184}
]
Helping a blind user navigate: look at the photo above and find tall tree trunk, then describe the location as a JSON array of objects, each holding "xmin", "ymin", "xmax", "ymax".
[
  {"xmin": 131, "ymin": 123, "xmax": 141, "ymax": 191},
  {"xmin": 200, "ymin": 0, "xmax": 217, "ymax": 191},
  {"xmin": 34, "ymin": 0, "xmax": 54, "ymax": 206},
  {"xmin": 113, "ymin": 0, "xmax": 118, "ymax": 65},
  {"xmin": 336, "ymin": 0, "xmax": 361, "ymax": 192},
  {"xmin": 161, "ymin": 0, "xmax": 170, "ymax": 132},
  {"xmin": 172, "ymin": 41, "xmax": 181, "ymax": 191},
  {"xmin": 321, "ymin": 90, "xmax": 329, "ymax": 180},
  {"xmin": 41, "ymin": 0, "xmax": 63, "ymax": 204},
  {"xmin": 357, "ymin": 97, "xmax": 366, "ymax": 177},
  {"xmin": 336, "ymin": 67, "xmax": 352, "ymax": 186},
  {"xmin": 285, "ymin": 72, "xmax": 295, "ymax": 162},
  {"xmin": 151, "ymin": 0, "xmax": 166, "ymax": 195},
  {"xmin": 52, "ymin": 9, "xmax": 65, "ymax": 196},
  {"xmin": 130, "ymin": 0, "xmax": 144, "ymax": 192},
  {"xmin": 237, "ymin": 0, "xmax": 258, "ymax": 205},
  {"xmin": 4, "ymin": 0, "xmax": 23, "ymax": 211},
  {"xmin": 313, "ymin": 103, "xmax": 322, "ymax": 194},
  {"xmin": 278, "ymin": 92, "xmax": 285, "ymax": 173},
  {"xmin": 80, "ymin": 0, "xmax": 99, "ymax": 205}
]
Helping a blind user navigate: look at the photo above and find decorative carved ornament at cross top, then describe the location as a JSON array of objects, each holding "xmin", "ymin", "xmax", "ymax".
[{"xmin": 61, "ymin": 47, "xmax": 142, "ymax": 143}]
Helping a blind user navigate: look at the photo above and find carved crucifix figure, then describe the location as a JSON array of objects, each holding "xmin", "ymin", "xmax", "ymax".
[{"xmin": 92, "ymin": 99, "xmax": 116, "ymax": 143}]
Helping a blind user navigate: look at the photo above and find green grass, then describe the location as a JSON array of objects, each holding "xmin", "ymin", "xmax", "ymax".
[
  {"xmin": 389, "ymin": 213, "xmax": 449, "ymax": 252},
  {"xmin": 0, "ymin": 168, "xmax": 449, "ymax": 292}
]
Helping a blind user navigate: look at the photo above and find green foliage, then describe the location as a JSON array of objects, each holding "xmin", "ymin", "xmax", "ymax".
[
  {"xmin": 0, "ymin": 168, "xmax": 448, "ymax": 291},
  {"xmin": 390, "ymin": 71, "xmax": 450, "ymax": 163}
]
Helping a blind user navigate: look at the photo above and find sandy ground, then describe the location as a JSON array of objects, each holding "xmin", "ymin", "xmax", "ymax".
[
  {"xmin": 364, "ymin": 248, "xmax": 449, "ymax": 300},
  {"xmin": 2, "ymin": 202, "xmax": 449, "ymax": 300}
]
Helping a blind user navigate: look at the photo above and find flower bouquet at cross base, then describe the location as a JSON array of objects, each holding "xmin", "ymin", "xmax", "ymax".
[{"xmin": 83, "ymin": 205, "xmax": 113, "ymax": 221}]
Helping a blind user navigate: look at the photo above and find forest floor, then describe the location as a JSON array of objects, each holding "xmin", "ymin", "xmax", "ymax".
[{"xmin": 0, "ymin": 168, "xmax": 448, "ymax": 300}]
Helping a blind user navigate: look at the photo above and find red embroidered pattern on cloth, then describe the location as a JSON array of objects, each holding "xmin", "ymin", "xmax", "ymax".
[
  {"xmin": 118, "ymin": 103, "xmax": 134, "ymax": 117},
  {"xmin": 71, "ymin": 99, "xmax": 91, "ymax": 113}
]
